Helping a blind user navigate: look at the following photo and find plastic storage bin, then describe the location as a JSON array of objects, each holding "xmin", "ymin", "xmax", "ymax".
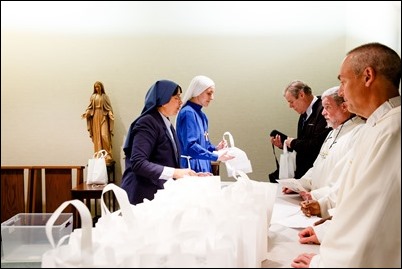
[{"xmin": 1, "ymin": 213, "xmax": 73, "ymax": 262}]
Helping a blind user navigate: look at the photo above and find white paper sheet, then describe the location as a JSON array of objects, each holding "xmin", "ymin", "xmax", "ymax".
[
  {"xmin": 271, "ymin": 197, "xmax": 320, "ymax": 228},
  {"xmin": 276, "ymin": 178, "xmax": 307, "ymax": 193},
  {"xmin": 273, "ymin": 211, "xmax": 320, "ymax": 228}
]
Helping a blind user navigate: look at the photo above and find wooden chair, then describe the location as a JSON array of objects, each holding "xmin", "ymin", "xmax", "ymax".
[
  {"xmin": 30, "ymin": 166, "xmax": 85, "ymax": 214},
  {"xmin": 211, "ymin": 161, "xmax": 220, "ymax": 176},
  {"xmin": 1, "ymin": 165, "xmax": 84, "ymax": 229},
  {"xmin": 1, "ymin": 166, "xmax": 32, "ymax": 223}
]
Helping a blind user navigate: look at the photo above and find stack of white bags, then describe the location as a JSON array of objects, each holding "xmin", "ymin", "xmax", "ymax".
[{"xmin": 42, "ymin": 171, "xmax": 277, "ymax": 268}]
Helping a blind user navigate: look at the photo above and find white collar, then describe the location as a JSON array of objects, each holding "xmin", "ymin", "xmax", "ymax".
[
  {"xmin": 367, "ymin": 96, "xmax": 401, "ymax": 126},
  {"xmin": 305, "ymin": 96, "xmax": 318, "ymax": 119}
]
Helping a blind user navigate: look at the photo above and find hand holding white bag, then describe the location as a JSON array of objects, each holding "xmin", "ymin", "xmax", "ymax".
[
  {"xmin": 220, "ymin": 131, "xmax": 252, "ymax": 178},
  {"xmin": 278, "ymin": 139, "xmax": 296, "ymax": 179}
]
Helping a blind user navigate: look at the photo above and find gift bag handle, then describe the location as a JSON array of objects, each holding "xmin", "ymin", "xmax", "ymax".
[
  {"xmin": 233, "ymin": 170, "xmax": 251, "ymax": 181},
  {"xmin": 223, "ymin": 131, "xmax": 235, "ymax": 148},
  {"xmin": 45, "ymin": 199, "xmax": 94, "ymax": 265},
  {"xmin": 94, "ymin": 149, "xmax": 108, "ymax": 159},
  {"xmin": 283, "ymin": 139, "xmax": 289, "ymax": 154},
  {"xmin": 100, "ymin": 183, "xmax": 135, "ymax": 226}
]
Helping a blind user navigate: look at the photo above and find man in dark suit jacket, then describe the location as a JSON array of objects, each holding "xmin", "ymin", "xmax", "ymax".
[
  {"xmin": 271, "ymin": 80, "xmax": 331, "ymax": 179},
  {"xmin": 121, "ymin": 80, "xmax": 198, "ymax": 205}
]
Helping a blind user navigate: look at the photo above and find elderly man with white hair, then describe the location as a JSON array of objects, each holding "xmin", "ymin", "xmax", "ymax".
[{"xmin": 176, "ymin": 75, "xmax": 233, "ymax": 173}]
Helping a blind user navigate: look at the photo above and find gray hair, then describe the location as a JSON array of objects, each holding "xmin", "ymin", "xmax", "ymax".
[
  {"xmin": 347, "ymin": 42, "xmax": 401, "ymax": 89},
  {"xmin": 321, "ymin": 86, "xmax": 344, "ymax": 105},
  {"xmin": 283, "ymin": 80, "xmax": 312, "ymax": 98}
]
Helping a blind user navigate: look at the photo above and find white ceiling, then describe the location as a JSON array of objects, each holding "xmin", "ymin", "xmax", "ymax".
[
  {"xmin": 0, "ymin": 1, "xmax": 375, "ymax": 35},
  {"xmin": 1, "ymin": 0, "xmax": 400, "ymax": 52}
]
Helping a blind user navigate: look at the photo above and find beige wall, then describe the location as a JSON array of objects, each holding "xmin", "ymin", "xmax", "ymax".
[{"xmin": 1, "ymin": 2, "xmax": 400, "ymax": 183}]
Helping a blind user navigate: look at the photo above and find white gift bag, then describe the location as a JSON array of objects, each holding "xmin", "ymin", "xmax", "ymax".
[
  {"xmin": 229, "ymin": 170, "xmax": 278, "ymax": 267},
  {"xmin": 278, "ymin": 139, "xmax": 296, "ymax": 179},
  {"xmin": 87, "ymin": 150, "xmax": 108, "ymax": 185},
  {"xmin": 137, "ymin": 205, "xmax": 237, "ymax": 268},
  {"xmin": 221, "ymin": 131, "xmax": 252, "ymax": 178},
  {"xmin": 42, "ymin": 199, "xmax": 119, "ymax": 267}
]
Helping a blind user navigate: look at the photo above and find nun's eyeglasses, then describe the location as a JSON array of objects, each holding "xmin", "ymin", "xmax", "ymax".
[{"xmin": 173, "ymin": 95, "xmax": 182, "ymax": 101}]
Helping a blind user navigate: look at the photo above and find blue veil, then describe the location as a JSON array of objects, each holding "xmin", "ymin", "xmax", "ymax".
[{"xmin": 123, "ymin": 80, "xmax": 179, "ymax": 156}]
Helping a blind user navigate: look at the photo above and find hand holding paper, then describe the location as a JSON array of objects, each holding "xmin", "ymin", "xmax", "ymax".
[{"xmin": 276, "ymin": 178, "xmax": 307, "ymax": 193}]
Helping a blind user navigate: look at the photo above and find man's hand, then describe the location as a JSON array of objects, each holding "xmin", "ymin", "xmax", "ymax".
[
  {"xmin": 270, "ymin": 134, "xmax": 283, "ymax": 148},
  {"xmin": 291, "ymin": 253, "xmax": 316, "ymax": 268},
  {"xmin": 299, "ymin": 191, "xmax": 312, "ymax": 201},
  {"xmin": 282, "ymin": 187, "xmax": 297, "ymax": 194},
  {"xmin": 298, "ymin": 226, "xmax": 320, "ymax": 245},
  {"xmin": 300, "ymin": 200, "xmax": 321, "ymax": 217}
]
